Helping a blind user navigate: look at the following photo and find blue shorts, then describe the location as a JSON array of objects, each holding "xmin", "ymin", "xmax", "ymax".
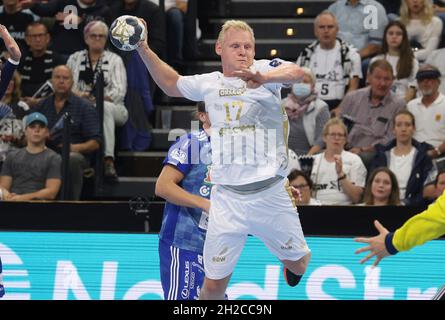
[{"xmin": 159, "ymin": 240, "xmax": 205, "ymax": 300}]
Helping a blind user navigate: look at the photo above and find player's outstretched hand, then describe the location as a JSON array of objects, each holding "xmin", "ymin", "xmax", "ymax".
[
  {"xmin": 233, "ymin": 69, "xmax": 265, "ymax": 88},
  {"xmin": 354, "ymin": 220, "xmax": 391, "ymax": 267},
  {"xmin": 0, "ymin": 24, "xmax": 21, "ymax": 62}
]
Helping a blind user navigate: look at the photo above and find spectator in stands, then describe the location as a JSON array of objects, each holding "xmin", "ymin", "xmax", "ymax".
[
  {"xmin": 407, "ymin": 64, "xmax": 445, "ymax": 158},
  {"xmin": 19, "ymin": 22, "xmax": 65, "ymax": 108},
  {"xmin": 370, "ymin": 110, "xmax": 436, "ymax": 206},
  {"xmin": 0, "ymin": 72, "xmax": 25, "ymax": 166},
  {"xmin": 0, "ymin": 0, "xmax": 34, "ymax": 55},
  {"xmin": 288, "ymin": 169, "xmax": 321, "ymax": 205},
  {"xmin": 328, "ymin": 0, "xmax": 388, "ymax": 60},
  {"xmin": 400, "ymin": 0, "xmax": 443, "ymax": 62},
  {"xmin": 0, "ymin": 112, "xmax": 61, "ymax": 200},
  {"xmin": 21, "ymin": 0, "xmax": 112, "ymax": 59},
  {"xmin": 433, "ymin": 0, "xmax": 445, "ymax": 46},
  {"xmin": 296, "ymin": 11, "xmax": 362, "ymax": 112},
  {"xmin": 425, "ymin": 49, "xmax": 445, "ymax": 94},
  {"xmin": 311, "ymin": 118, "xmax": 367, "ymax": 205},
  {"xmin": 156, "ymin": 101, "xmax": 212, "ymax": 300},
  {"xmin": 339, "ymin": 59, "xmax": 406, "ymax": 168},
  {"xmin": 110, "ymin": 0, "xmax": 166, "ymax": 151},
  {"xmin": 362, "ymin": 167, "xmax": 401, "ymax": 205},
  {"xmin": 371, "ymin": 21, "xmax": 418, "ymax": 102},
  {"xmin": 67, "ymin": 20, "xmax": 128, "ymax": 181},
  {"xmin": 282, "ymin": 67, "xmax": 330, "ymax": 156},
  {"xmin": 423, "ymin": 169, "xmax": 445, "ymax": 203},
  {"xmin": 34, "ymin": 65, "xmax": 101, "ymax": 200},
  {"xmin": 165, "ymin": 0, "xmax": 200, "ymax": 73}
]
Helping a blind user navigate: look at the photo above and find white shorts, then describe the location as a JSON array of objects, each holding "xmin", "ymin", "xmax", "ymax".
[{"xmin": 204, "ymin": 178, "xmax": 310, "ymax": 280}]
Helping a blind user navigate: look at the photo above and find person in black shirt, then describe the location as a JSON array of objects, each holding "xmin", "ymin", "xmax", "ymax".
[{"xmin": 19, "ymin": 22, "xmax": 65, "ymax": 107}]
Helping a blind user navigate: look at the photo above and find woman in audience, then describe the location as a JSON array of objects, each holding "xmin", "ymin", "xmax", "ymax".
[
  {"xmin": 400, "ymin": 0, "xmax": 443, "ymax": 61},
  {"xmin": 288, "ymin": 169, "xmax": 321, "ymax": 205},
  {"xmin": 362, "ymin": 167, "xmax": 401, "ymax": 205},
  {"xmin": 370, "ymin": 110, "xmax": 436, "ymax": 206},
  {"xmin": 371, "ymin": 21, "xmax": 418, "ymax": 102},
  {"xmin": 67, "ymin": 20, "xmax": 128, "ymax": 181},
  {"xmin": 282, "ymin": 67, "xmax": 330, "ymax": 156},
  {"xmin": 310, "ymin": 118, "xmax": 367, "ymax": 205}
]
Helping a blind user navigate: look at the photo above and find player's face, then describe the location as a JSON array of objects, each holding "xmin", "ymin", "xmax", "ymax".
[
  {"xmin": 315, "ymin": 15, "xmax": 338, "ymax": 48},
  {"xmin": 393, "ymin": 114, "xmax": 415, "ymax": 143},
  {"xmin": 371, "ymin": 171, "xmax": 392, "ymax": 203},
  {"xmin": 386, "ymin": 25, "xmax": 403, "ymax": 50},
  {"xmin": 368, "ymin": 67, "xmax": 393, "ymax": 99},
  {"xmin": 216, "ymin": 28, "xmax": 255, "ymax": 76}
]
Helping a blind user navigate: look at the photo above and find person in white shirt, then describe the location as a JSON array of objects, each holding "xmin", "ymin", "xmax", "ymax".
[
  {"xmin": 311, "ymin": 118, "xmax": 367, "ymax": 205},
  {"xmin": 371, "ymin": 21, "xmax": 419, "ymax": 102},
  {"xmin": 297, "ymin": 11, "xmax": 362, "ymax": 113},
  {"xmin": 400, "ymin": 0, "xmax": 443, "ymax": 61},
  {"xmin": 135, "ymin": 19, "xmax": 311, "ymax": 299},
  {"xmin": 407, "ymin": 64, "xmax": 445, "ymax": 158}
]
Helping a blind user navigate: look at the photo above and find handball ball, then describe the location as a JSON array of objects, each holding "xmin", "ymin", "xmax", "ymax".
[{"xmin": 109, "ymin": 15, "xmax": 145, "ymax": 51}]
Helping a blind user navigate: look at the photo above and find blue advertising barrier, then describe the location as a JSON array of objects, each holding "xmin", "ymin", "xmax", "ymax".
[{"xmin": 1, "ymin": 232, "xmax": 443, "ymax": 300}]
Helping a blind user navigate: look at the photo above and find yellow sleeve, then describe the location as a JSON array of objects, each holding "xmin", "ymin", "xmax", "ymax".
[{"xmin": 393, "ymin": 192, "xmax": 445, "ymax": 252}]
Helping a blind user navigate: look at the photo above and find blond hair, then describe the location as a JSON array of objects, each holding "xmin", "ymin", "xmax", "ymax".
[
  {"xmin": 217, "ymin": 20, "xmax": 255, "ymax": 45},
  {"xmin": 322, "ymin": 117, "xmax": 348, "ymax": 137},
  {"xmin": 400, "ymin": 0, "xmax": 434, "ymax": 25}
]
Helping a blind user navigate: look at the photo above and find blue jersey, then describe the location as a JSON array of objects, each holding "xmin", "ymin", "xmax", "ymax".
[{"xmin": 159, "ymin": 130, "xmax": 212, "ymax": 253}]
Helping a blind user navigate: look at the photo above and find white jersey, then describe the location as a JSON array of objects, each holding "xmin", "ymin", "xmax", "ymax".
[
  {"xmin": 177, "ymin": 59, "xmax": 290, "ymax": 185},
  {"xmin": 297, "ymin": 41, "xmax": 362, "ymax": 101}
]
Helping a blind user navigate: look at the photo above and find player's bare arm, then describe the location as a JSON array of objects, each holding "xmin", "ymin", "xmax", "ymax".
[
  {"xmin": 135, "ymin": 19, "xmax": 183, "ymax": 97},
  {"xmin": 156, "ymin": 165, "xmax": 211, "ymax": 213},
  {"xmin": 233, "ymin": 63, "xmax": 304, "ymax": 88},
  {"xmin": 0, "ymin": 24, "xmax": 21, "ymax": 62}
]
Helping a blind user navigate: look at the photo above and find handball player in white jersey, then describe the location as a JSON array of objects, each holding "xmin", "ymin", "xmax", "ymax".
[{"xmin": 136, "ymin": 19, "xmax": 311, "ymax": 300}]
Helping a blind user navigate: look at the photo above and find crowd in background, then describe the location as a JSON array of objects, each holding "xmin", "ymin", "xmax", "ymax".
[{"xmin": 1, "ymin": 0, "xmax": 445, "ymax": 205}]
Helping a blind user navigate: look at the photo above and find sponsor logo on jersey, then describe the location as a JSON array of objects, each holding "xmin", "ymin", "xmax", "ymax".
[
  {"xmin": 212, "ymin": 247, "xmax": 228, "ymax": 263},
  {"xmin": 219, "ymin": 87, "xmax": 246, "ymax": 97},
  {"xmin": 170, "ymin": 148, "xmax": 188, "ymax": 164}
]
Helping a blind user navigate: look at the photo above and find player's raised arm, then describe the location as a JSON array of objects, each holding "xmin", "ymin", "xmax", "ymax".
[
  {"xmin": 135, "ymin": 19, "xmax": 183, "ymax": 97},
  {"xmin": 233, "ymin": 63, "xmax": 305, "ymax": 89}
]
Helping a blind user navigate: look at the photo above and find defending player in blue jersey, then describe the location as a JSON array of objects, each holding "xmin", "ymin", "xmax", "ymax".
[{"xmin": 156, "ymin": 102, "xmax": 212, "ymax": 300}]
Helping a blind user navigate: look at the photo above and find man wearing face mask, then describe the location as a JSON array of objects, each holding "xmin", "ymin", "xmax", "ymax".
[
  {"xmin": 296, "ymin": 11, "xmax": 362, "ymax": 114},
  {"xmin": 282, "ymin": 67, "xmax": 330, "ymax": 156}
]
